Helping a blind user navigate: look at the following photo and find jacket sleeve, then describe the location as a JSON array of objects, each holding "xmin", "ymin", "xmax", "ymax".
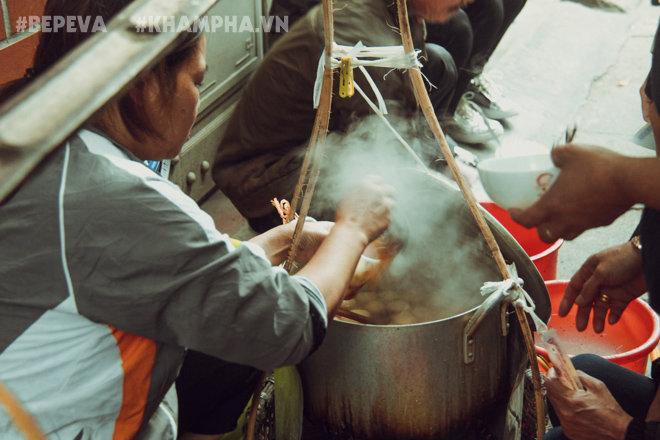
[{"xmin": 66, "ymin": 173, "xmax": 328, "ymax": 372}]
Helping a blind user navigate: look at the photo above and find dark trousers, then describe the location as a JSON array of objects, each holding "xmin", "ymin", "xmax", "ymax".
[
  {"xmin": 176, "ymin": 350, "xmax": 261, "ymax": 435},
  {"xmin": 544, "ymin": 354, "xmax": 657, "ymax": 440},
  {"xmin": 426, "ymin": 0, "xmax": 527, "ymax": 116},
  {"xmin": 422, "ymin": 43, "xmax": 459, "ymax": 119},
  {"xmin": 464, "ymin": 0, "xmax": 527, "ymax": 68}
]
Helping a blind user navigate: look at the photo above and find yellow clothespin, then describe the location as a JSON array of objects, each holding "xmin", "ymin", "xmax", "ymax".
[{"xmin": 339, "ymin": 56, "xmax": 354, "ymax": 98}]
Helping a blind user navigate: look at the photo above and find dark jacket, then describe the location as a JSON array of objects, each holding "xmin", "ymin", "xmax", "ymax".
[{"xmin": 213, "ymin": 0, "xmax": 426, "ymax": 219}]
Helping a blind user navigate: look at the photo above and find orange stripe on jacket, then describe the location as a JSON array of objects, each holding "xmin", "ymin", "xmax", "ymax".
[{"xmin": 110, "ymin": 328, "xmax": 157, "ymax": 440}]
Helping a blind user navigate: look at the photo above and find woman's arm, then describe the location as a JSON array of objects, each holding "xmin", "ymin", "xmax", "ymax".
[
  {"xmin": 618, "ymin": 155, "xmax": 660, "ymax": 210},
  {"xmin": 248, "ymin": 220, "xmax": 333, "ymax": 266},
  {"xmin": 73, "ymin": 172, "xmax": 392, "ymax": 372},
  {"xmin": 247, "ymin": 219, "xmax": 371, "ymax": 314},
  {"xmin": 296, "ymin": 222, "xmax": 369, "ymax": 315},
  {"xmin": 296, "ymin": 176, "xmax": 394, "ymax": 315},
  {"xmin": 249, "ymin": 177, "xmax": 394, "ymax": 316}
]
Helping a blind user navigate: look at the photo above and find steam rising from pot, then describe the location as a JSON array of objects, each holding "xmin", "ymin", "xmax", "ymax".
[{"xmin": 315, "ymin": 115, "xmax": 499, "ymax": 321}]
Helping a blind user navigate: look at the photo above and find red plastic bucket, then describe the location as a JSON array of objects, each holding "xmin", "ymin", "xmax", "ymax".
[
  {"xmin": 536, "ymin": 281, "xmax": 660, "ymax": 374},
  {"xmin": 481, "ymin": 202, "xmax": 563, "ymax": 280}
]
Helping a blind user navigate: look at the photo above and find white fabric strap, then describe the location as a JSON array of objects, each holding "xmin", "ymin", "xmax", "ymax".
[
  {"xmin": 329, "ymin": 42, "xmax": 422, "ymax": 70},
  {"xmin": 313, "ymin": 52, "xmax": 329, "ymax": 109},
  {"xmin": 310, "ymin": 41, "xmax": 432, "ymax": 169},
  {"xmin": 353, "ymin": 82, "xmax": 426, "ymax": 169},
  {"xmin": 480, "ymin": 266, "xmax": 549, "ymax": 334},
  {"xmin": 313, "ymin": 41, "xmax": 422, "ymax": 111},
  {"xmin": 358, "ymin": 65, "xmax": 389, "ymax": 115}
]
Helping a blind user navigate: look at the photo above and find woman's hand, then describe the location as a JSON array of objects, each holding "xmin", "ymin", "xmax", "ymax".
[
  {"xmin": 290, "ymin": 220, "xmax": 334, "ymax": 265},
  {"xmin": 248, "ymin": 220, "xmax": 333, "ymax": 267},
  {"xmin": 546, "ymin": 369, "xmax": 632, "ymax": 440},
  {"xmin": 510, "ymin": 145, "xmax": 633, "ymax": 242},
  {"xmin": 296, "ymin": 176, "xmax": 395, "ymax": 315},
  {"xmin": 562, "ymin": 242, "xmax": 646, "ymax": 333},
  {"xmin": 335, "ymin": 175, "xmax": 395, "ymax": 245}
]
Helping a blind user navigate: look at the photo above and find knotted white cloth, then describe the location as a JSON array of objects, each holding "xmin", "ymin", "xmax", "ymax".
[
  {"xmin": 480, "ymin": 265, "xmax": 549, "ymax": 334},
  {"xmin": 312, "ymin": 41, "xmax": 422, "ymax": 112}
]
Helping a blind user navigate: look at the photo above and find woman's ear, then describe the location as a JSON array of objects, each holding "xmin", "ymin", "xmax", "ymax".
[
  {"xmin": 129, "ymin": 73, "xmax": 159, "ymax": 106},
  {"xmin": 126, "ymin": 71, "xmax": 167, "ymax": 141}
]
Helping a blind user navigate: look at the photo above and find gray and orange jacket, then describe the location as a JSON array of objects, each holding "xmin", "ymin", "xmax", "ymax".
[{"xmin": 0, "ymin": 129, "xmax": 327, "ymax": 439}]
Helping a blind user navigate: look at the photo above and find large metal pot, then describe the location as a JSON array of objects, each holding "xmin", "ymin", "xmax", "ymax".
[{"xmin": 300, "ymin": 170, "xmax": 550, "ymax": 439}]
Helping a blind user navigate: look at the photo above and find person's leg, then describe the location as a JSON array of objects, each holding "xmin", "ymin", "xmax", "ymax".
[
  {"xmin": 421, "ymin": 43, "xmax": 458, "ymax": 120},
  {"xmin": 442, "ymin": 0, "xmax": 503, "ymax": 117},
  {"xmin": 426, "ymin": 37, "xmax": 504, "ymax": 144},
  {"xmin": 425, "ymin": 10, "xmax": 473, "ymax": 120},
  {"xmin": 463, "ymin": 0, "xmax": 504, "ymax": 72},
  {"xmin": 425, "ymin": 10, "xmax": 473, "ymax": 73},
  {"xmin": 465, "ymin": 0, "xmax": 526, "ymax": 69},
  {"xmin": 458, "ymin": 0, "xmax": 525, "ymax": 121},
  {"xmin": 545, "ymin": 354, "xmax": 657, "ymax": 439},
  {"xmin": 494, "ymin": 0, "xmax": 526, "ymax": 56},
  {"xmin": 176, "ymin": 350, "xmax": 262, "ymax": 439}
]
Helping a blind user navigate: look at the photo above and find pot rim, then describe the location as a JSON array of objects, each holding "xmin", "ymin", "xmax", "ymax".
[{"xmin": 333, "ymin": 300, "xmax": 483, "ymax": 329}]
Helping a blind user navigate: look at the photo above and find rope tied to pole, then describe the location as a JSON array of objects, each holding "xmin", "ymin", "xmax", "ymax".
[
  {"xmin": 313, "ymin": 42, "xmax": 422, "ymax": 112},
  {"xmin": 480, "ymin": 268, "xmax": 550, "ymax": 335}
]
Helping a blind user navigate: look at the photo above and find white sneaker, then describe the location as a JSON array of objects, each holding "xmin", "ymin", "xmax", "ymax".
[
  {"xmin": 468, "ymin": 74, "xmax": 518, "ymax": 121},
  {"xmin": 442, "ymin": 95, "xmax": 504, "ymax": 145}
]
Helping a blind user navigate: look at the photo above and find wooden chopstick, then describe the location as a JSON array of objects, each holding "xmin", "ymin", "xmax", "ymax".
[{"xmin": 336, "ymin": 308, "xmax": 372, "ymax": 324}]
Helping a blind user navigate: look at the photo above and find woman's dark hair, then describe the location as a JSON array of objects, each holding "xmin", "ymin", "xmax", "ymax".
[{"xmin": 0, "ymin": 0, "xmax": 203, "ymax": 139}]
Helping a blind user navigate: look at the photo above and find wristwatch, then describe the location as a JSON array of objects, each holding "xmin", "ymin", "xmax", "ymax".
[{"xmin": 631, "ymin": 235, "xmax": 643, "ymax": 253}]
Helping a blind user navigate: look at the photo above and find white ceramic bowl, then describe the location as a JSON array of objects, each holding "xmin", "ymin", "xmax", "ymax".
[{"xmin": 477, "ymin": 154, "xmax": 559, "ymax": 209}]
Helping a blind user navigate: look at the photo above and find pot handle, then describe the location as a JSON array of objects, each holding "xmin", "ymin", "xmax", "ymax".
[{"xmin": 463, "ymin": 291, "xmax": 512, "ymax": 364}]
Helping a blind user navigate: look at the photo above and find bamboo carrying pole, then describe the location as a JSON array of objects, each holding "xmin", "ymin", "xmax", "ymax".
[
  {"xmin": 284, "ymin": 0, "xmax": 335, "ymax": 271},
  {"xmin": 394, "ymin": 2, "xmax": 546, "ymax": 438},
  {"xmin": 0, "ymin": 383, "xmax": 45, "ymax": 440}
]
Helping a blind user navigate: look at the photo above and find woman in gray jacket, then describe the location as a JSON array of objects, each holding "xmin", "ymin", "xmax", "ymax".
[{"xmin": 0, "ymin": 1, "xmax": 394, "ymax": 438}]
